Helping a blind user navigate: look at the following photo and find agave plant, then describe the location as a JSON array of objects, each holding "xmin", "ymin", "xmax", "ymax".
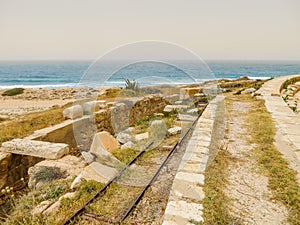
[{"xmin": 124, "ymin": 79, "xmax": 140, "ymax": 92}]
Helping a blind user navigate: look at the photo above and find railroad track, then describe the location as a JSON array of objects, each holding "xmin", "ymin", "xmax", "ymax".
[{"xmin": 62, "ymin": 108, "xmax": 205, "ymax": 225}]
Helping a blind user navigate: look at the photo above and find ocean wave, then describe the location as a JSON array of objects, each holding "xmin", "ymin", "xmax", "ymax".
[
  {"xmin": 246, "ymin": 76, "xmax": 271, "ymax": 80},
  {"xmin": 0, "ymin": 83, "xmax": 81, "ymax": 90}
]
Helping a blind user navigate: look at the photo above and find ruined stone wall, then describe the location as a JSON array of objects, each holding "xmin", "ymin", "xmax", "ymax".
[
  {"xmin": 0, "ymin": 95, "xmax": 169, "ymax": 190},
  {"xmin": 0, "ymin": 153, "xmax": 42, "ymax": 190},
  {"xmin": 95, "ymin": 95, "xmax": 169, "ymax": 134}
]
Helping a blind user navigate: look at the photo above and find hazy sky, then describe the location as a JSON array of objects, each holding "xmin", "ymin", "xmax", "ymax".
[{"xmin": 0, "ymin": 0, "xmax": 299, "ymax": 60}]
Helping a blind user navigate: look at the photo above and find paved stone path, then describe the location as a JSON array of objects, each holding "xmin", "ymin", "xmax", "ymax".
[
  {"xmin": 257, "ymin": 75, "xmax": 300, "ymax": 183},
  {"xmin": 162, "ymin": 96, "xmax": 225, "ymax": 225}
]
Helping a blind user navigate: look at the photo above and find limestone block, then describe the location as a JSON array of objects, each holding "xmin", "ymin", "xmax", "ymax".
[
  {"xmin": 81, "ymin": 151, "xmax": 95, "ymax": 164},
  {"xmin": 63, "ymin": 105, "xmax": 83, "ymax": 119},
  {"xmin": 0, "ymin": 139, "xmax": 69, "ymax": 160},
  {"xmin": 121, "ymin": 141, "xmax": 134, "ymax": 150},
  {"xmin": 80, "ymin": 162, "xmax": 118, "ymax": 183},
  {"xmin": 168, "ymin": 126, "xmax": 182, "ymax": 135},
  {"xmin": 31, "ymin": 200, "xmax": 52, "ymax": 215},
  {"xmin": 135, "ymin": 132, "xmax": 149, "ymax": 142},
  {"xmin": 163, "ymin": 105, "xmax": 189, "ymax": 113},
  {"xmin": 123, "ymin": 127, "xmax": 135, "ymax": 134},
  {"xmin": 96, "ymin": 100, "xmax": 106, "ymax": 107},
  {"xmin": 116, "ymin": 132, "xmax": 132, "ymax": 144},
  {"xmin": 172, "ymin": 180, "xmax": 205, "ymax": 201},
  {"xmin": 241, "ymin": 87, "xmax": 256, "ymax": 94},
  {"xmin": 165, "ymin": 94, "xmax": 180, "ymax": 104},
  {"xmin": 180, "ymin": 87, "xmax": 202, "ymax": 100},
  {"xmin": 28, "ymin": 155, "xmax": 86, "ymax": 187},
  {"xmin": 82, "ymin": 101, "xmax": 100, "ymax": 115},
  {"xmin": 164, "ymin": 200, "xmax": 203, "ymax": 224},
  {"xmin": 187, "ymin": 108, "xmax": 198, "ymax": 114},
  {"xmin": 93, "ymin": 131, "xmax": 120, "ymax": 152},
  {"xmin": 89, "ymin": 132, "xmax": 121, "ymax": 167},
  {"xmin": 149, "ymin": 120, "xmax": 167, "ymax": 145},
  {"xmin": 178, "ymin": 114, "xmax": 197, "ymax": 122}
]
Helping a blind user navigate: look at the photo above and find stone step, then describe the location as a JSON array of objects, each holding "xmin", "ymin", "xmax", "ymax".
[{"xmin": 0, "ymin": 139, "xmax": 69, "ymax": 160}]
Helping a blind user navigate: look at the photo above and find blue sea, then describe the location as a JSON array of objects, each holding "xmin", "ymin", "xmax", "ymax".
[{"xmin": 0, "ymin": 60, "xmax": 300, "ymax": 89}]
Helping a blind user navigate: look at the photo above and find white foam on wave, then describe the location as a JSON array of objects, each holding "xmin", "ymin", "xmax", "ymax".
[
  {"xmin": 242, "ymin": 76, "xmax": 271, "ymax": 80},
  {"xmin": 0, "ymin": 83, "xmax": 80, "ymax": 90}
]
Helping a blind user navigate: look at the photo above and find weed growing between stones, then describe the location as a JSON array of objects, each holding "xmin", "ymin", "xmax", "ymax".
[
  {"xmin": 2, "ymin": 179, "xmax": 103, "ymax": 225},
  {"xmin": 202, "ymin": 146, "xmax": 241, "ymax": 224}
]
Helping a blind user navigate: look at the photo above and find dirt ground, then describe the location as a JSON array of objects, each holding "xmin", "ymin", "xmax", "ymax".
[{"xmin": 225, "ymin": 100, "xmax": 289, "ymax": 225}]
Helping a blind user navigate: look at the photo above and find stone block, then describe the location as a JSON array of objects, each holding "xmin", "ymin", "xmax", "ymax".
[
  {"xmin": 135, "ymin": 132, "xmax": 149, "ymax": 142},
  {"xmin": 80, "ymin": 162, "xmax": 118, "ymax": 183},
  {"xmin": 168, "ymin": 126, "xmax": 182, "ymax": 135},
  {"xmin": 63, "ymin": 105, "xmax": 83, "ymax": 119},
  {"xmin": 164, "ymin": 200, "xmax": 203, "ymax": 224},
  {"xmin": 0, "ymin": 139, "xmax": 69, "ymax": 160}
]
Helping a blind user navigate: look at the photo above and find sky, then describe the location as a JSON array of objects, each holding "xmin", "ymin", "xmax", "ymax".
[{"xmin": 0, "ymin": 0, "xmax": 299, "ymax": 60}]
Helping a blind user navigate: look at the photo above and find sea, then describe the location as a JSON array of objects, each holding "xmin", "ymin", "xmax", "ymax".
[{"xmin": 0, "ymin": 60, "xmax": 300, "ymax": 89}]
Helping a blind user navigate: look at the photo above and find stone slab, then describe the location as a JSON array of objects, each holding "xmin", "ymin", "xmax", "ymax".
[
  {"xmin": 0, "ymin": 139, "xmax": 69, "ymax": 160},
  {"xmin": 164, "ymin": 200, "xmax": 203, "ymax": 224}
]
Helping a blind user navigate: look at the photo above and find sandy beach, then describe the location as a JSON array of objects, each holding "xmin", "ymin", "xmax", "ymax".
[{"xmin": 0, "ymin": 87, "xmax": 106, "ymax": 119}]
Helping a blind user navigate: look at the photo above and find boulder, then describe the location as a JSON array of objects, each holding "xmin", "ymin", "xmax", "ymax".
[
  {"xmin": 63, "ymin": 105, "xmax": 83, "ymax": 119},
  {"xmin": 0, "ymin": 139, "xmax": 69, "ymax": 160},
  {"xmin": 116, "ymin": 132, "xmax": 132, "ymax": 144},
  {"xmin": 168, "ymin": 126, "xmax": 182, "ymax": 135}
]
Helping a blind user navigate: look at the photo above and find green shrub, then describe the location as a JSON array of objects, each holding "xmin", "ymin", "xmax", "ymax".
[{"xmin": 2, "ymin": 88, "xmax": 25, "ymax": 96}]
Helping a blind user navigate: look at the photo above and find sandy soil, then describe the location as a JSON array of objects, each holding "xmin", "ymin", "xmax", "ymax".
[
  {"xmin": 0, "ymin": 99, "xmax": 73, "ymax": 118},
  {"xmin": 225, "ymin": 101, "xmax": 289, "ymax": 225},
  {"xmin": 0, "ymin": 87, "xmax": 107, "ymax": 119}
]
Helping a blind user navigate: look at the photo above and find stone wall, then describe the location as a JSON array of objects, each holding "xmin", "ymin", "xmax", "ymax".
[
  {"xmin": 0, "ymin": 94, "xmax": 169, "ymax": 190},
  {"xmin": 0, "ymin": 153, "xmax": 42, "ymax": 190},
  {"xmin": 95, "ymin": 95, "xmax": 169, "ymax": 134}
]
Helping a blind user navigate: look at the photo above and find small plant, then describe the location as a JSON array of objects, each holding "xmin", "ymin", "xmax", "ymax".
[
  {"xmin": 291, "ymin": 101, "xmax": 298, "ymax": 113},
  {"xmin": 33, "ymin": 166, "xmax": 63, "ymax": 183},
  {"xmin": 125, "ymin": 79, "xmax": 140, "ymax": 92},
  {"xmin": 282, "ymin": 95, "xmax": 289, "ymax": 102},
  {"xmin": 1, "ymin": 88, "xmax": 25, "ymax": 96},
  {"xmin": 45, "ymin": 185, "xmax": 66, "ymax": 200}
]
